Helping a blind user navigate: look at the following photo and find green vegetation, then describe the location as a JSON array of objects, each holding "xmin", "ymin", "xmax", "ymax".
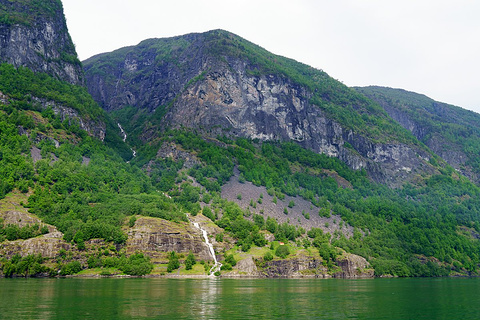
[
  {"xmin": 275, "ymin": 245, "xmax": 290, "ymax": 259},
  {"xmin": 85, "ymin": 251, "xmax": 153, "ymax": 276},
  {"xmin": 263, "ymin": 251, "xmax": 273, "ymax": 261},
  {"xmin": 1, "ymin": 253, "xmax": 52, "ymax": 277},
  {"xmin": 0, "ymin": 0, "xmax": 63, "ymax": 26},
  {"xmin": 1, "ymin": 25, "xmax": 480, "ymax": 279},
  {"xmin": 140, "ymin": 130, "xmax": 480, "ymax": 277},
  {"xmin": 357, "ymin": 86, "xmax": 480, "ymax": 175},
  {"xmin": 167, "ymin": 251, "xmax": 180, "ymax": 273},
  {"xmin": 0, "ymin": 63, "xmax": 103, "ymax": 119},
  {"xmin": 0, "ymin": 222, "xmax": 49, "ymax": 241},
  {"xmin": 185, "ymin": 251, "xmax": 196, "ymax": 270}
]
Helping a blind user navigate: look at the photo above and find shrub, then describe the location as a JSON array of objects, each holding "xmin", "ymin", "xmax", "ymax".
[
  {"xmin": 220, "ymin": 263, "xmax": 232, "ymax": 271},
  {"xmin": 275, "ymin": 245, "xmax": 290, "ymax": 259},
  {"xmin": 264, "ymin": 251, "xmax": 273, "ymax": 261},
  {"xmin": 120, "ymin": 253, "xmax": 153, "ymax": 276},
  {"xmin": 128, "ymin": 216, "xmax": 137, "ymax": 228},
  {"xmin": 224, "ymin": 254, "xmax": 237, "ymax": 267},
  {"xmin": 60, "ymin": 261, "xmax": 82, "ymax": 276}
]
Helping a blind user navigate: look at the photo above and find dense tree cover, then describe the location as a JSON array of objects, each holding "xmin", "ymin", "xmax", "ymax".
[
  {"xmin": 0, "ymin": 63, "xmax": 192, "ymax": 250},
  {"xmin": 149, "ymin": 129, "xmax": 480, "ymax": 276},
  {"xmin": 167, "ymin": 251, "xmax": 180, "ymax": 273},
  {"xmin": 185, "ymin": 251, "xmax": 196, "ymax": 270},
  {"xmin": 0, "ymin": 64, "xmax": 99, "ymax": 118},
  {"xmin": 1, "ymin": 253, "xmax": 52, "ymax": 277},
  {"xmin": 0, "ymin": 220, "xmax": 49, "ymax": 242},
  {"xmin": 0, "ymin": 250, "xmax": 154, "ymax": 277}
]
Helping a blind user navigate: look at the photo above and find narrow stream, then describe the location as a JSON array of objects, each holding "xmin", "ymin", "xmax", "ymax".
[
  {"xmin": 117, "ymin": 123, "xmax": 136, "ymax": 159},
  {"xmin": 118, "ymin": 123, "xmax": 127, "ymax": 142},
  {"xmin": 192, "ymin": 222, "xmax": 222, "ymax": 276}
]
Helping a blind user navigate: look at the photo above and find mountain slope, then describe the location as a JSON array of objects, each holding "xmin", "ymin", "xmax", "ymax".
[
  {"xmin": 356, "ymin": 86, "xmax": 480, "ymax": 184},
  {"xmin": 84, "ymin": 30, "xmax": 436, "ymax": 187}
]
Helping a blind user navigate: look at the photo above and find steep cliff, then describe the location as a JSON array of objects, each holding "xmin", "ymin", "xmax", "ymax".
[
  {"xmin": 84, "ymin": 30, "xmax": 435, "ymax": 187},
  {"xmin": 356, "ymin": 86, "xmax": 480, "ymax": 184},
  {"xmin": 0, "ymin": 0, "xmax": 83, "ymax": 85}
]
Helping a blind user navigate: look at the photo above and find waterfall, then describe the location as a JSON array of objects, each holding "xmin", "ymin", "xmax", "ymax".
[
  {"xmin": 117, "ymin": 123, "xmax": 127, "ymax": 142},
  {"xmin": 117, "ymin": 123, "xmax": 137, "ymax": 159},
  {"xmin": 192, "ymin": 222, "xmax": 222, "ymax": 276}
]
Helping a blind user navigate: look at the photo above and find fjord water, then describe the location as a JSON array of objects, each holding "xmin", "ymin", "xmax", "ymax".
[{"xmin": 0, "ymin": 278, "xmax": 479, "ymax": 319}]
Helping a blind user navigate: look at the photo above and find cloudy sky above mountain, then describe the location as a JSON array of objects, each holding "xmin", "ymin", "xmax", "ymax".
[{"xmin": 62, "ymin": 0, "xmax": 480, "ymax": 113}]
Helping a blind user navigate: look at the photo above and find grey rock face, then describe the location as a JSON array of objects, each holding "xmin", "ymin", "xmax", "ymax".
[
  {"xmin": 84, "ymin": 32, "xmax": 434, "ymax": 186},
  {"xmin": 51, "ymin": 103, "xmax": 106, "ymax": 141},
  {"xmin": 356, "ymin": 86, "xmax": 480, "ymax": 184},
  {"xmin": 163, "ymin": 62, "xmax": 433, "ymax": 186},
  {"xmin": 0, "ymin": 0, "xmax": 84, "ymax": 85}
]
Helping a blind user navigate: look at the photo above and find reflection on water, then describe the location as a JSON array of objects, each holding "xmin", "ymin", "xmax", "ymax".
[{"xmin": 1, "ymin": 278, "xmax": 480, "ymax": 319}]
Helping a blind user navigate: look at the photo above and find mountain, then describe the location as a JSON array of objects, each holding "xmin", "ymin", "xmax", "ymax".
[
  {"xmin": 81, "ymin": 29, "xmax": 480, "ymax": 277},
  {"xmin": 2, "ymin": 2, "xmax": 480, "ymax": 279},
  {"xmin": 355, "ymin": 86, "xmax": 480, "ymax": 184},
  {"xmin": 84, "ymin": 30, "xmax": 437, "ymax": 188}
]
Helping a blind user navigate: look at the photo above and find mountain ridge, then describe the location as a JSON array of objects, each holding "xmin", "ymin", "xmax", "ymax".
[
  {"xmin": 84, "ymin": 29, "xmax": 437, "ymax": 187},
  {"xmin": 355, "ymin": 85, "xmax": 480, "ymax": 184}
]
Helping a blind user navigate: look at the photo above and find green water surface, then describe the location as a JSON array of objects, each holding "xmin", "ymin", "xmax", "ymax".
[{"xmin": 0, "ymin": 277, "xmax": 479, "ymax": 319}]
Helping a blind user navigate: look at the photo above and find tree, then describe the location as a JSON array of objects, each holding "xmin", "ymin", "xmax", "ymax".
[
  {"xmin": 275, "ymin": 245, "xmax": 290, "ymax": 258},
  {"xmin": 185, "ymin": 252, "xmax": 196, "ymax": 270},
  {"xmin": 167, "ymin": 251, "xmax": 180, "ymax": 273},
  {"xmin": 264, "ymin": 251, "xmax": 273, "ymax": 261}
]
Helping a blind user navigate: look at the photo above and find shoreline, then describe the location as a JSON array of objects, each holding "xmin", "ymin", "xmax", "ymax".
[{"xmin": 2, "ymin": 273, "xmax": 477, "ymax": 280}]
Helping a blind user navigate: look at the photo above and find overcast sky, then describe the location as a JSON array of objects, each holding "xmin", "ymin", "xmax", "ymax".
[{"xmin": 62, "ymin": 0, "xmax": 480, "ymax": 113}]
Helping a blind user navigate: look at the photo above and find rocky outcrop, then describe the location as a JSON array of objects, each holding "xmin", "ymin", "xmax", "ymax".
[
  {"xmin": 162, "ymin": 61, "xmax": 433, "ymax": 186},
  {"xmin": 153, "ymin": 142, "xmax": 200, "ymax": 169},
  {"xmin": 334, "ymin": 253, "xmax": 374, "ymax": 278},
  {"xmin": 125, "ymin": 216, "xmax": 213, "ymax": 262},
  {"xmin": 0, "ymin": 1, "xmax": 104, "ymax": 140},
  {"xmin": 6, "ymin": 91, "xmax": 106, "ymax": 141},
  {"xmin": 356, "ymin": 86, "xmax": 480, "ymax": 184},
  {"xmin": 245, "ymin": 252, "xmax": 373, "ymax": 278},
  {"xmin": 0, "ymin": 0, "xmax": 84, "ymax": 85},
  {"xmin": 49, "ymin": 101, "xmax": 106, "ymax": 141},
  {"xmin": 260, "ymin": 256, "xmax": 328, "ymax": 278},
  {"xmin": 0, "ymin": 231, "xmax": 70, "ymax": 259}
]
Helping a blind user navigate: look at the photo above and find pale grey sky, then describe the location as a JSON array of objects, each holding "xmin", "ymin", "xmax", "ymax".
[{"xmin": 62, "ymin": 0, "xmax": 480, "ymax": 113}]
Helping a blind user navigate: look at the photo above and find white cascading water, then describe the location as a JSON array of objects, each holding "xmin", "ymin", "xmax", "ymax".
[
  {"xmin": 117, "ymin": 123, "xmax": 136, "ymax": 158},
  {"xmin": 193, "ymin": 222, "xmax": 222, "ymax": 276},
  {"xmin": 117, "ymin": 123, "xmax": 127, "ymax": 142}
]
